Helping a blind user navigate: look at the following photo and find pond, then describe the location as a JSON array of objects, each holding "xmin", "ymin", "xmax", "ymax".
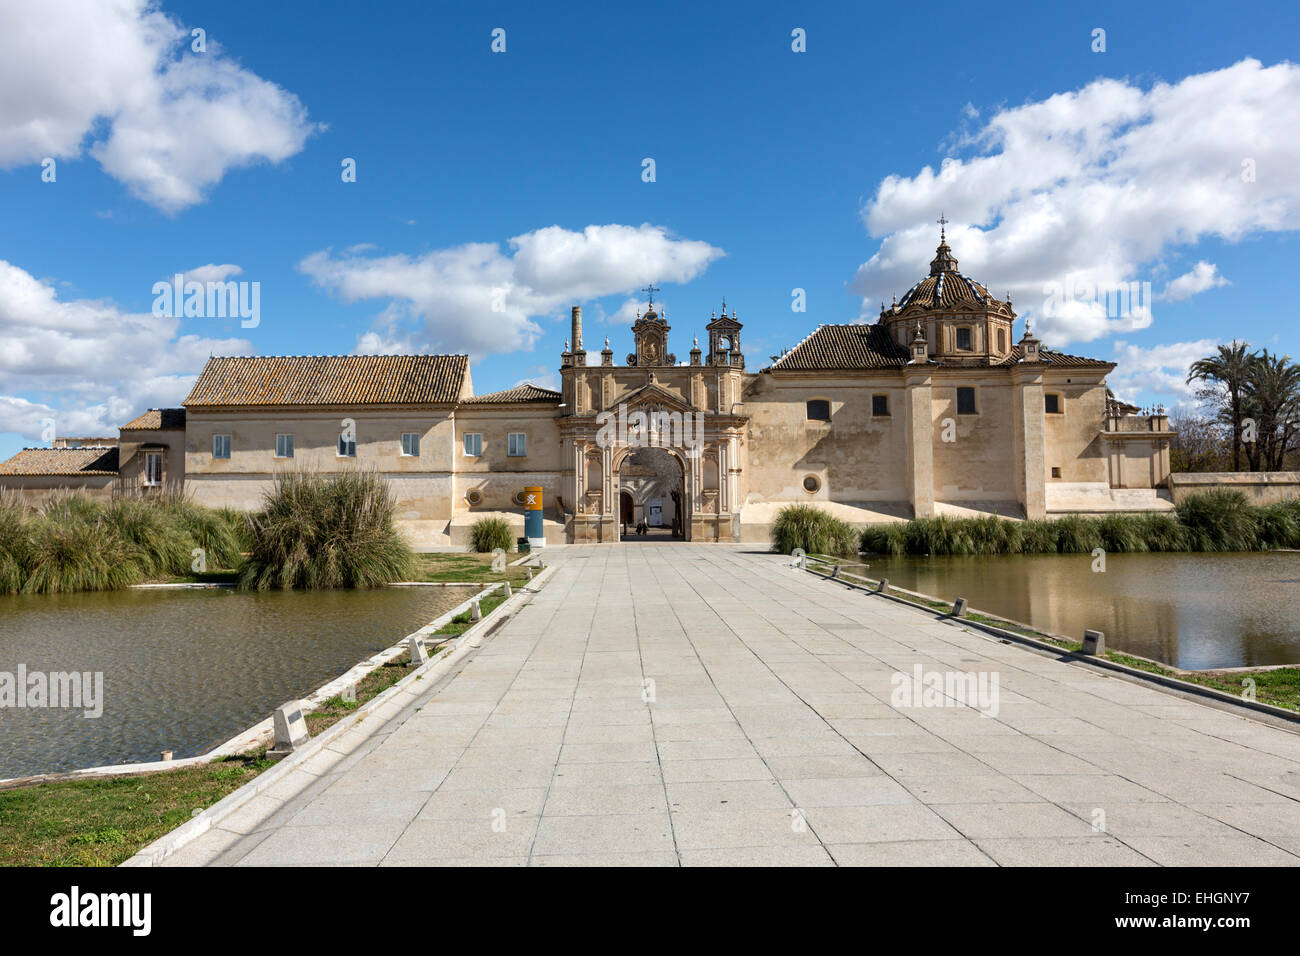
[
  {"xmin": 861, "ymin": 552, "xmax": 1300, "ymax": 671},
  {"xmin": 0, "ymin": 585, "xmax": 477, "ymax": 779}
]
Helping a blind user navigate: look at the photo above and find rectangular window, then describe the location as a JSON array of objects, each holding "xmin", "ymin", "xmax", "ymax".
[
  {"xmin": 956, "ymin": 387, "xmax": 977, "ymax": 415},
  {"xmin": 956, "ymin": 327, "xmax": 972, "ymax": 350},
  {"xmin": 401, "ymin": 432, "xmax": 420, "ymax": 457},
  {"xmin": 337, "ymin": 433, "xmax": 356, "ymax": 458},
  {"xmin": 212, "ymin": 434, "xmax": 231, "ymax": 459},
  {"xmin": 275, "ymin": 434, "xmax": 294, "ymax": 459},
  {"xmin": 144, "ymin": 452, "xmax": 163, "ymax": 486},
  {"xmin": 463, "ymin": 433, "xmax": 482, "ymax": 457},
  {"xmin": 1045, "ymin": 393, "xmax": 1062, "ymax": 414},
  {"xmin": 806, "ymin": 399, "xmax": 831, "ymax": 422},
  {"xmin": 871, "ymin": 394, "xmax": 889, "ymax": 417},
  {"xmin": 997, "ymin": 329, "xmax": 1006, "ymax": 353},
  {"xmin": 1051, "ymin": 467, "xmax": 1062, "ymax": 479},
  {"xmin": 507, "ymin": 433, "xmax": 527, "ymax": 457}
]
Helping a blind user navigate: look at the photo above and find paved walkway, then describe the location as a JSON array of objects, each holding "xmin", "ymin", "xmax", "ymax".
[{"xmin": 164, "ymin": 545, "xmax": 1300, "ymax": 866}]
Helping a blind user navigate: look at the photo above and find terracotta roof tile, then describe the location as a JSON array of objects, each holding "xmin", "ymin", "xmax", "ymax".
[
  {"xmin": 0, "ymin": 446, "xmax": 119, "ymax": 476},
  {"xmin": 770, "ymin": 324, "xmax": 910, "ymax": 370},
  {"xmin": 184, "ymin": 355, "xmax": 469, "ymax": 407},
  {"xmin": 770, "ymin": 325, "xmax": 1112, "ymax": 372},
  {"xmin": 462, "ymin": 383, "xmax": 561, "ymax": 405},
  {"xmin": 121, "ymin": 408, "xmax": 186, "ymax": 430}
]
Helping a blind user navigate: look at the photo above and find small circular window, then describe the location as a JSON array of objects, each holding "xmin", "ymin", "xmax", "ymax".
[
  {"xmin": 802, "ymin": 475, "xmax": 821, "ymax": 494},
  {"xmin": 465, "ymin": 489, "xmax": 483, "ymax": 506},
  {"xmin": 512, "ymin": 490, "xmax": 527, "ymax": 506}
]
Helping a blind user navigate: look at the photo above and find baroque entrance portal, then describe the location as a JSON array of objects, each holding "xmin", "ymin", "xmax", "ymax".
[{"xmin": 617, "ymin": 446, "xmax": 684, "ymax": 540}]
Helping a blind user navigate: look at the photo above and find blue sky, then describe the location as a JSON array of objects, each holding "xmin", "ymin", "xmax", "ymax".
[{"xmin": 2, "ymin": 0, "xmax": 1298, "ymax": 458}]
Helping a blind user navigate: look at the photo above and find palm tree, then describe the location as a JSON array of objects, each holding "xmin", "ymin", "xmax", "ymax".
[
  {"xmin": 1243, "ymin": 351, "xmax": 1300, "ymax": 470},
  {"xmin": 1187, "ymin": 340, "xmax": 1253, "ymax": 470}
]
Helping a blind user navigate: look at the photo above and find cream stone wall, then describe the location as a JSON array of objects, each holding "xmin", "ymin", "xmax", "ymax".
[
  {"xmin": 929, "ymin": 374, "xmax": 1018, "ymax": 503},
  {"xmin": 742, "ymin": 373, "xmax": 909, "ymax": 506},
  {"xmin": 118, "ymin": 427, "xmax": 186, "ymax": 492},
  {"xmin": 1042, "ymin": 379, "xmax": 1108, "ymax": 484}
]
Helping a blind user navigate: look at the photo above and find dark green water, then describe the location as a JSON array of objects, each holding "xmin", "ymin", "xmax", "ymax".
[
  {"xmin": 0, "ymin": 586, "xmax": 475, "ymax": 779},
  {"xmin": 863, "ymin": 552, "xmax": 1300, "ymax": 670}
]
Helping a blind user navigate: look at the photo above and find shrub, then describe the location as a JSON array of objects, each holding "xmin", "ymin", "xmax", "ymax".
[
  {"xmin": 1175, "ymin": 490, "xmax": 1259, "ymax": 552},
  {"xmin": 238, "ymin": 471, "xmax": 414, "ymax": 590},
  {"xmin": 0, "ymin": 493, "xmax": 31, "ymax": 594},
  {"xmin": 102, "ymin": 497, "xmax": 192, "ymax": 577},
  {"xmin": 1255, "ymin": 499, "xmax": 1300, "ymax": 550},
  {"xmin": 469, "ymin": 517, "xmax": 514, "ymax": 554},
  {"xmin": 771, "ymin": 505, "xmax": 858, "ymax": 558},
  {"xmin": 157, "ymin": 496, "xmax": 245, "ymax": 570},
  {"xmin": 23, "ymin": 511, "xmax": 141, "ymax": 593},
  {"xmin": 1020, "ymin": 520, "xmax": 1061, "ymax": 554}
]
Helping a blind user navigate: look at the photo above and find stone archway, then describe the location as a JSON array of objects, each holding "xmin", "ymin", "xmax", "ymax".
[{"xmin": 615, "ymin": 446, "xmax": 686, "ymax": 541}]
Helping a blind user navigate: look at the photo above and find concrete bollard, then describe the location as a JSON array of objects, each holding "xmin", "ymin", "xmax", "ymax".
[
  {"xmin": 160, "ymin": 750, "xmax": 173, "ymax": 762},
  {"xmin": 831, "ymin": 565, "xmax": 840, "ymax": 579},
  {"xmin": 470, "ymin": 600, "xmax": 482, "ymax": 622},
  {"xmin": 876, "ymin": 578, "xmax": 888, "ymax": 592},
  {"xmin": 408, "ymin": 633, "xmax": 428, "ymax": 666},
  {"xmin": 269, "ymin": 700, "xmax": 310, "ymax": 759},
  {"xmin": 503, "ymin": 582, "xmax": 512, "ymax": 598},
  {"xmin": 526, "ymin": 567, "xmax": 533, "ymax": 581},
  {"xmin": 952, "ymin": 597, "xmax": 968, "ymax": 618},
  {"xmin": 1082, "ymin": 629, "xmax": 1106, "ymax": 656}
]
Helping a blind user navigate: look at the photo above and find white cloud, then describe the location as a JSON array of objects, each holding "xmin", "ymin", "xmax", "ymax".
[
  {"xmin": 175, "ymin": 263, "xmax": 243, "ymax": 284},
  {"xmin": 299, "ymin": 224, "xmax": 723, "ymax": 356},
  {"xmin": 0, "ymin": 0, "xmax": 317, "ymax": 213},
  {"xmin": 0, "ymin": 258, "xmax": 252, "ymax": 441},
  {"xmin": 1106, "ymin": 338, "xmax": 1220, "ymax": 404},
  {"xmin": 852, "ymin": 59, "xmax": 1300, "ymax": 345},
  {"xmin": 1160, "ymin": 261, "xmax": 1229, "ymax": 301}
]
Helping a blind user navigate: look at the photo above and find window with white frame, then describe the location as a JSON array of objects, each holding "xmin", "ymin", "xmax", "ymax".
[
  {"xmin": 275, "ymin": 434, "xmax": 295, "ymax": 458},
  {"xmin": 463, "ymin": 433, "xmax": 482, "ymax": 457},
  {"xmin": 144, "ymin": 451, "xmax": 163, "ymax": 486},
  {"xmin": 507, "ymin": 432, "xmax": 526, "ymax": 457},
  {"xmin": 212, "ymin": 434, "xmax": 231, "ymax": 459},
  {"xmin": 401, "ymin": 432, "xmax": 420, "ymax": 457}
]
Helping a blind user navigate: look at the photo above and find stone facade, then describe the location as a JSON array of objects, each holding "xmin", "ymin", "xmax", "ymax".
[{"xmin": 0, "ymin": 234, "xmax": 1178, "ymax": 542}]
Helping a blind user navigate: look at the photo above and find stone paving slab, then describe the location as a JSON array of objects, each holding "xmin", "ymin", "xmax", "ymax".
[{"xmin": 162, "ymin": 544, "xmax": 1300, "ymax": 867}]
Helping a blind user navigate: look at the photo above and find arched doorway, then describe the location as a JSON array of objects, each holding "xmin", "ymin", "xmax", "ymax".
[{"xmin": 617, "ymin": 447, "xmax": 685, "ymax": 541}]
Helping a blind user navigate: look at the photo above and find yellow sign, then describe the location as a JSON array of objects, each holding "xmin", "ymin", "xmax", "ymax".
[{"xmin": 524, "ymin": 486, "xmax": 543, "ymax": 511}]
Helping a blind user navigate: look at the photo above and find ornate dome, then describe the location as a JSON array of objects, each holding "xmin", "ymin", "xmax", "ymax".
[{"xmin": 881, "ymin": 228, "xmax": 1013, "ymax": 320}]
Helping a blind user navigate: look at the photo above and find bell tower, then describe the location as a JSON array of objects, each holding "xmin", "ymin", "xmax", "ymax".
[
  {"xmin": 705, "ymin": 298, "xmax": 744, "ymax": 368},
  {"xmin": 628, "ymin": 284, "xmax": 675, "ymax": 366}
]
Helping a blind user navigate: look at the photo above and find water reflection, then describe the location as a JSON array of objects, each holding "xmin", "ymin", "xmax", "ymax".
[
  {"xmin": 863, "ymin": 552, "xmax": 1300, "ymax": 670},
  {"xmin": 0, "ymin": 586, "xmax": 475, "ymax": 778}
]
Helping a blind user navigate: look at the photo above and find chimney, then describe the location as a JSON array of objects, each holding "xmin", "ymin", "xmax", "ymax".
[{"xmin": 571, "ymin": 306, "xmax": 584, "ymax": 354}]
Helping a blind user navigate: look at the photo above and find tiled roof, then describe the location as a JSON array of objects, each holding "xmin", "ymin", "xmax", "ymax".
[
  {"xmin": 0, "ymin": 446, "xmax": 119, "ymax": 476},
  {"xmin": 462, "ymin": 383, "xmax": 561, "ymax": 405},
  {"xmin": 184, "ymin": 355, "xmax": 469, "ymax": 407},
  {"xmin": 896, "ymin": 271, "xmax": 998, "ymax": 310},
  {"xmin": 121, "ymin": 408, "xmax": 186, "ymax": 430},
  {"xmin": 770, "ymin": 324, "xmax": 910, "ymax": 370},
  {"xmin": 995, "ymin": 346, "xmax": 1114, "ymax": 369},
  {"xmin": 770, "ymin": 325, "xmax": 1112, "ymax": 372}
]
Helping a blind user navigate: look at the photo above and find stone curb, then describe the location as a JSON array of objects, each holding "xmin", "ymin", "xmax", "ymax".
[
  {"xmin": 802, "ymin": 563, "xmax": 1300, "ymax": 733},
  {"xmin": 118, "ymin": 564, "xmax": 556, "ymax": 867}
]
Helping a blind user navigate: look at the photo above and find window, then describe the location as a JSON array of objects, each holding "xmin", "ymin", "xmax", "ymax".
[
  {"xmin": 871, "ymin": 394, "xmax": 890, "ymax": 417},
  {"xmin": 400, "ymin": 432, "xmax": 420, "ymax": 457},
  {"xmin": 337, "ymin": 432, "xmax": 356, "ymax": 458},
  {"xmin": 956, "ymin": 327, "xmax": 972, "ymax": 350},
  {"xmin": 212, "ymin": 434, "xmax": 231, "ymax": 459},
  {"xmin": 802, "ymin": 475, "xmax": 822, "ymax": 494},
  {"xmin": 463, "ymin": 433, "xmax": 482, "ymax": 457},
  {"xmin": 997, "ymin": 329, "xmax": 1006, "ymax": 353},
  {"xmin": 806, "ymin": 399, "xmax": 831, "ymax": 422},
  {"xmin": 956, "ymin": 387, "xmax": 977, "ymax": 415},
  {"xmin": 1051, "ymin": 467, "xmax": 1062, "ymax": 479},
  {"xmin": 1044, "ymin": 393, "xmax": 1062, "ymax": 414},
  {"xmin": 275, "ymin": 434, "xmax": 294, "ymax": 458},
  {"xmin": 144, "ymin": 452, "xmax": 163, "ymax": 487},
  {"xmin": 507, "ymin": 433, "xmax": 527, "ymax": 457}
]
